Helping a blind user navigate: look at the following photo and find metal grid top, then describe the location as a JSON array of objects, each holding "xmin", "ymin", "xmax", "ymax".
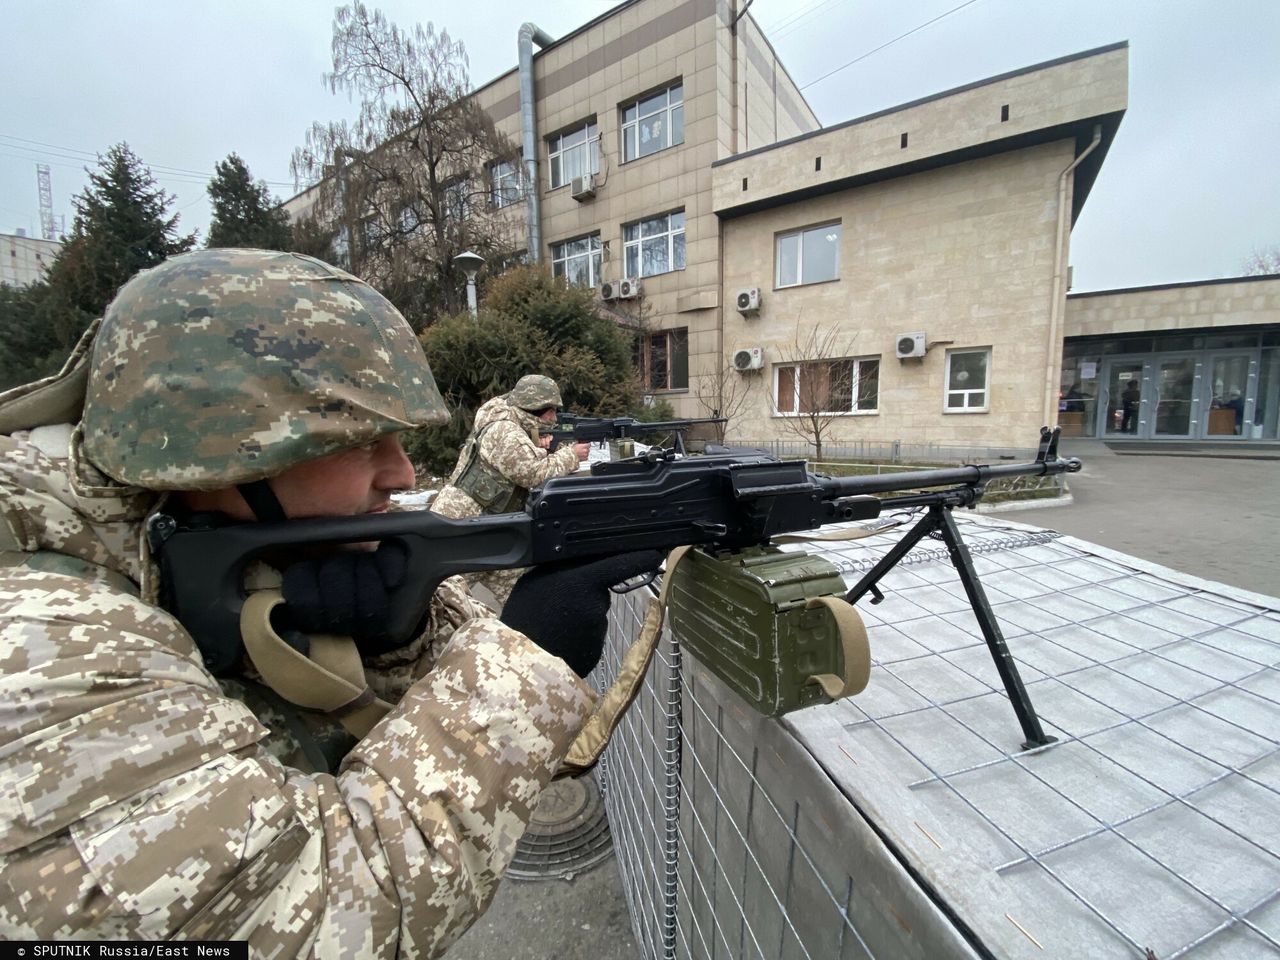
[{"xmin": 783, "ymin": 514, "xmax": 1280, "ymax": 960}]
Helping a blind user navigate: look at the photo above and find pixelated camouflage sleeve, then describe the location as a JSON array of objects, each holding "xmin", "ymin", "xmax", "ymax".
[
  {"xmin": 477, "ymin": 420, "xmax": 580, "ymax": 488},
  {"xmin": 0, "ymin": 568, "xmax": 592, "ymax": 956}
]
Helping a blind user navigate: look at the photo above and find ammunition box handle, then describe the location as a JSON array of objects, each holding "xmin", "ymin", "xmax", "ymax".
[{"xmin": 803, "ymin": 595, "xmax": 871, "ymax": 700}]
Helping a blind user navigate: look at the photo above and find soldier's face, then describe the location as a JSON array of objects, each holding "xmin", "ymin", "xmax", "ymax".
[
  {"xmin": 179, "ymin": 434, "xmax": 416, "ymax": 522},
  {"xmin": 269, "ymin": 434, "xmax": 416, "ymax": 519},
  {"xmin": 536, "ymin": 407, "xmax": 558, "ymax": 423}
]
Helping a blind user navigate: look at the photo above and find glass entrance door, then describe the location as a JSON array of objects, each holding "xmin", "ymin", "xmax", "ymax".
[
  {"xmin": 1204, "ymin": 353, "xmax": 1253, "ymax": 438},
  {"xmin": 1100, "ymin": 360, "xmax": 1145, "ymax": 437},
  {"xmin": 1152, "ymin": 356, "xmax": 1197, "ymax": 438}
]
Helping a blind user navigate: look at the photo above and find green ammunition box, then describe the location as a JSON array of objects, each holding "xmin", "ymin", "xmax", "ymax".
[{"xmin": 667, "ymin": 545, "xmax": 858, "ymax": 717}]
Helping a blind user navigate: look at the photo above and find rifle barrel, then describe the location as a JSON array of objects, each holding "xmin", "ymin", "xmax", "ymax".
[{"xmin": 818, "ymin": 457, "xmax": 1081, "ymax": 497}]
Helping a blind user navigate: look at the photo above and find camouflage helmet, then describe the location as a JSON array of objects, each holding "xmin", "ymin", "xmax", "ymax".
[
  {"xmin": 81, "ymin": 248, "xmax": 448, "ymax": 490},
  {"xmin": 507, "ymin": 374, "xmax": 562, "ymax": 412}
]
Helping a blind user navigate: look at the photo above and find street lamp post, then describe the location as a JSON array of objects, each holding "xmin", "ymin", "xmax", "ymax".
[{"xmin": 453, "ymin": 251, "xmax": 485, "ymax": 319}]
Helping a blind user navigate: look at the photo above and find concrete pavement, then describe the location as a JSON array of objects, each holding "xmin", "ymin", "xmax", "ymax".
[{"xmin": 1009, "ymin": 439, "xmax": 1278, "ymax": 597}]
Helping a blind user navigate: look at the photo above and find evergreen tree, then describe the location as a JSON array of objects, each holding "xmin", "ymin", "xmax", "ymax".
[
  {"xmin": 49, "ymin": 143, "xmax": 196, "ymax": 319},
  {"xmin": 206, "ymin": 153, "xmax": 294, "ymax": 250},
  {"xmin": 0, "ymin": 144, "xmax": 194, "ymax": 388}
]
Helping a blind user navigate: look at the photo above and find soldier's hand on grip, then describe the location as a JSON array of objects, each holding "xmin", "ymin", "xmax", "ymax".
[
  {"xmin": 500, "ymin": 550, "xmax": 665, "ymax": 677},
  {"xmin": 278, "ymin": 540, "xmax": 408, "ymax": 655}
]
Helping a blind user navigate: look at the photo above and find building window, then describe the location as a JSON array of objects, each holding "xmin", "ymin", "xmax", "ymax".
[
  {"xmin": 776, "ymin": 222, "xmax": 842, "ymax": 287},
  {"xmin": 548, "ymin": 121, "xmax": 599, "ymax": 189},
  {"xmin": 443, "ymin": 179, "xmax": 470, "ymax": 222},
  {"xmin": 623, "ymin": 210, "xmax": 685, "ymax": 279},
  {"xmin": 621, "ymin": 82, "xmax": 684, "ymax": 162},
  {"xmin": 333, "ymin": 226, "xmax": 351, "ymax": 268},
  {"xmin": 774, "ymin": 357, "xmax": 879, "ymax": 415},
  {"xmin": 636, "ymin": 328, "xmax": 689, "ymax": 391},
  {"xmin": 945, "ymin": 348, "xmax": 990, "ymax": 411},
  {"xmin": 398, "ymin": 204, "xmax": 424, "ymax": 235},
  {"xmin": 361, "ymin": 215, "xmax": 384, "ymax": 247},
  {"xmin": 551, "ymin": 233, "xmax": 602, "ymax": 288},
  {"xmin": 490, "ymin": 157, "xmax": 522, "ymax": 208}
]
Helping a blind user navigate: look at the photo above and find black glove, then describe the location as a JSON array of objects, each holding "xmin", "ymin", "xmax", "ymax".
[
  {"xmin": 500, "ymin": 550, "xmax": 665, "ymax": 678},
  {"xmin": 277, "ymin": 541, "xmax": 408, "ymax": 656}
]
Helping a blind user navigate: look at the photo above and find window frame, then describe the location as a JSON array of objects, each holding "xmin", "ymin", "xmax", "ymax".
[
  {"xmin": 943, "ymin": 347, "xmax": 992, "ymax": 413},
  {"xmin": 489, "ymin": 156, "xmax": 523, "ymax": 209},
  {"xmin": 772, "ymin": 356, "xmax": 880, "ymax": 416},
  {"xmin": 547, "ymin": 120, "xmax": 600, "ymax": 190},
  {"xmin": 332, "ymin": 226, "xmax": 351, "ymax": 269},
  {"xmin": 774, "ymin": 221, "xmax": 843, "ymax": 289},
  {"xmin": 620, "ymin": 81, "xmax": 685, "ymax": 163},
  {"xmin": 637, "ymin": 327, "xmax": 690, "ymax": 392},
  {"xmin": 550, "ymin": 232, "xmax": 603, "ymax": 289},
  {"xmin": 443, "ymin": 178, "xmax": 471, "ymax": 223},
  {"xmin": 622, "ymin": 209, "xmax": 686, "ymax": 279}
]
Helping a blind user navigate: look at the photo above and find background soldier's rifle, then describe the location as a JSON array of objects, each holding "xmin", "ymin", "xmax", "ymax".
[
  {"xmin": 149, "ymin": 428, "xmax": 1080, "ymax": 745},
  {"xmin": 541, "ymin": 413, "xmax": 727, "ymax": 454}
]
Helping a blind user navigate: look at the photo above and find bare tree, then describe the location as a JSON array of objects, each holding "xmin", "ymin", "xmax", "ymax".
[
  {"xmin": 1242, "ymin": 245, "xmax": 1280, "ymax": 276},
  {"xmin": 692, "ymin": 359, "xmax": 754, "ymax": 443},
  {"xmin": 291, "ymin": 2, "xmax": 521, "ymax": 324},
  {"xmin": 767, "ymin": 322, "xmax": 865, "ymax": 460}
]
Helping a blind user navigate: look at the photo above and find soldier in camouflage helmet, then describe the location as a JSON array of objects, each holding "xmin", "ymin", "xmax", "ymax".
[
  {"xmin": 431, "ymin": 374, "xmax": 590, "ymax": 605},
  {"xmin": 0, "ymin": 249, "xmax": 657, "ymax": 955}
]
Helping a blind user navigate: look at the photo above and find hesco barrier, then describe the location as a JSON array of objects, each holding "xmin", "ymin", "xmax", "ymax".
[{"xmin": 593, "ymin": 515, "xmax": 1280, "ymax": 959}]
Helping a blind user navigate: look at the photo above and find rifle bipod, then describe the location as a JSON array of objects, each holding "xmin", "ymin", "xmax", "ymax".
[{"xmin": 844, "ymin": 498, "xmax": 1057, "ymax": 751}]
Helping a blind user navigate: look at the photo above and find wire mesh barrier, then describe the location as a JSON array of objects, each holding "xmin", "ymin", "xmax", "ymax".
[{"xmin": 595, "ymin": 516, "xmax": 1280, "ymax": 959}]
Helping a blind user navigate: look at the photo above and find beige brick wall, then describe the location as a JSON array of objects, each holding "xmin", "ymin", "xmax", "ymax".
[
  {"xmin": 461, "ymin": 0, "xmax": 824, "ymax": 411},
  {"xmin": 1065, "ymin": 278, "xmax": 1280, "ymax": 337},
  {"xmin": 0, "ymin": 233, "xmax": 59, "ymax": 287},
  {"xmin": 737, "ymin": 13, "xmax": 820, "ymax": 153},
  {"xmin": 715, "ymin": 140, "xmax": 1075, "ymax": 450},
  {"xmin": 712, "ymin": 45, "xmax": 1127, "ymax": 215}
]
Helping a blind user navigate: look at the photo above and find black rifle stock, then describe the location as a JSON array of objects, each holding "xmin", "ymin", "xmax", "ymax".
[
  {"xmin": 541, "ymin": 414, "xmax": 727, "ymax": 453},
  {"xmin": 149, "ymin": 426, "xmax": 1080, "ymax": 709}
]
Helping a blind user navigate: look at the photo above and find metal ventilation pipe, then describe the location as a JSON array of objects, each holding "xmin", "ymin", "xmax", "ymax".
[
  {"xmin": 519, "ymin": 23, "xmax": 554, "ymax": 263},
  {"xmin": 1044, "ymin": 124, "xmax": 1102, "ymax": 425}
]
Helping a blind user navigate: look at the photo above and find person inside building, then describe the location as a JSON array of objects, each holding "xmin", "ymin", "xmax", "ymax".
[
  {"xmin": 0, "ymin": 248, "xmax": 659, "ymax": 954},
  {"xmin": 1061, "ymin": 381, "xmax": 1087, "ymax": 413},
  {"xmin": 431, "ymin": 374, "xmax": 590, "ymax": 604},
  {"xmin": 1120, "ymin": 378, "xmax": 1142, "ymax": 433},
  {"xmin": 1222, "ymin": 388, "xmax": 1246, "ymax": 434}
]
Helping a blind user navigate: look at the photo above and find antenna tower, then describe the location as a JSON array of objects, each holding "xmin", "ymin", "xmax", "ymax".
[{"xmin": 37, "ymin": 164, "xmax": 57, "ymax": 241}]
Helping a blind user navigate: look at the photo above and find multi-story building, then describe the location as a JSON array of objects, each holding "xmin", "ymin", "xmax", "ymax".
[
  {"xmin": 1, "ymin": 231, "xmax": 60, "ymax": 287},
  {"xmin": 286, "ymin": 0, "xmax": 1280, "ymax": 448}
]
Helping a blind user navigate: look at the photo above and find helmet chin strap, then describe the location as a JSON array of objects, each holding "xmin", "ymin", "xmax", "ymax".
[{"xmin": 237, "ymin": 479, "xmax": 288, "ymax": 523}]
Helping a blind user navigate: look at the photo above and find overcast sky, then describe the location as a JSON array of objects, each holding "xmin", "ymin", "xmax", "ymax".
[{"xmin": 2, "ymin": 0, "xmax": 1277, "ymax": 292}]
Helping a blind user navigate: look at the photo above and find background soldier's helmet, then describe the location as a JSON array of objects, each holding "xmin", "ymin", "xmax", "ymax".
[
  {"xmin": 507, "ymin": 374, "xmax": 562, "ymax": 412},
  {"xmin": 81, "ymin": 248, "xmax": 448, "ymax": 490}
]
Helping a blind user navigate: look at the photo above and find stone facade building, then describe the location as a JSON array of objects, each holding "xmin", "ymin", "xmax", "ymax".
[
  {"xmin": 1, "ymin": 231, "xmax": 60, "ymax": 287},
  {"xmin": 286, "ymin": 0, "xmax": 1278, "ymax": 449}
]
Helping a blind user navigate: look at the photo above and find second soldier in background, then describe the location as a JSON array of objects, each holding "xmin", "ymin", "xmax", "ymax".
[{"xmin": 432, "ymin": 374, "xmax": 590, "ymax": 604}]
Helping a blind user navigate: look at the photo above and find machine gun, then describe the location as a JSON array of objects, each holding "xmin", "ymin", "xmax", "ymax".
[
  {"xmin": 541, "ymin": 413, "xmax": 727, "ymax": 454},
  {"xmin": 148, "ymin": 428, "xmax": 1080, "ymax": 746}
]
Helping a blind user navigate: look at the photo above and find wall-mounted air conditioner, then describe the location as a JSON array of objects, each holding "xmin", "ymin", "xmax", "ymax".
[
  {"xmin": 895, "ymin": 332, "xmax": 927, "ymax": 359},
  {"xmin": 732, "ymin": 346, "xmax": 764, "ymax": 371},
  {"xmin": 571, "ymin": 174, "xmax": 596, "ymax": 201},
  {"xmin": 617, "ymin": 277, "xmax": 641, "ymax": 300},
  {"xmin": 735, "ymin": 287, "xmax": 762, "ymax": 315},
  {"xmin": 599, "ymin": 280, "xmax": 619, "ymax": 301}
]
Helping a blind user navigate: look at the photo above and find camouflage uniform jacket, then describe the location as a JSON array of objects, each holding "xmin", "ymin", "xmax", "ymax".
[
  {"xmin": 0, "ymin": 427, "xmax": 594, "ymax": 956},
  {"xmin": 431, "ymin": 396, "xmax": 579, "ymax": 520}
]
